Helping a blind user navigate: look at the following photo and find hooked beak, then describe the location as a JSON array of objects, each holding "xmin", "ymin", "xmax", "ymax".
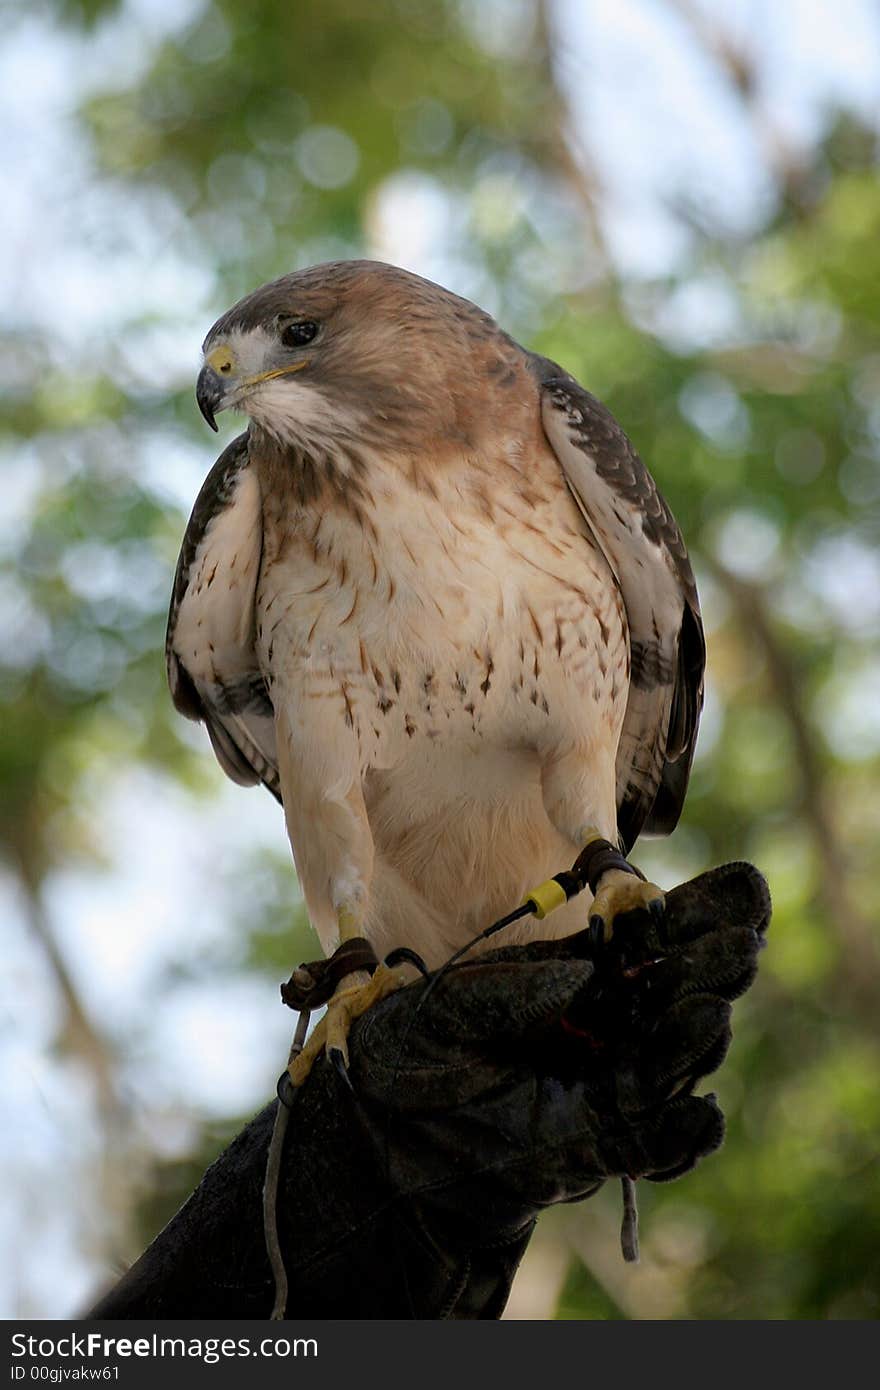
[
  {"xmin": 196, "ymin": 364, "xmax": 224, "ymax": 432},
  {"xmin": 196, "ymin": 343, "xmax": 311, "ymax": 432}
]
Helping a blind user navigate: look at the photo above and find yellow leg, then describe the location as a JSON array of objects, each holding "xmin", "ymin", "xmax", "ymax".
[
  {"xmin": 288, "ymin": 964, "xmax": 403, "ymax": 1086},
  {"xmin": 523, "ymin": 831, "xmax": 665, "ymax": 946},
  {"xmin": 288, "ymin": 903, "xmax": 405, "ymax": 1088},
  {"xmin": 589, "ymin": 868, "xmax": 665, "ymax": 944},
  {"xmin": 336, "ymin": 902, "xmax": 362, "ymax": 940}
]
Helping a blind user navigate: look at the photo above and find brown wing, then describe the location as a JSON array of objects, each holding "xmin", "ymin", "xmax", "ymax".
[
  {"xmin": 533, "ymin": 357, "xmax": 705, "ymax": 852},
  {"xmin": 166, "ymin": 432, "xmax": 281, "ymax": 801}
]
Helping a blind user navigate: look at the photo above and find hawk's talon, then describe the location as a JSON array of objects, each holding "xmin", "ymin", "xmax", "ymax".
[
  {"xmin": 589, "ymin": 917, "xmax": 605, "ymax": 953},
  {"xmin": 589, "ymin": 869, "xmax": 666, "ymax": 945},
  {"xmin": 276, "ymin": 1070, "xmax": 298, "ymax": 1109},
  {"xmin": 287, "ymin": 963, "xmax": 405, "ymax": 1089},
  {"xmin": 384, "ymin": 946, "xmax": 430, "ymax": 977},
  {"xmin": 329, "ymin": 1046, "xmax": 355, "ymax": 1092}
]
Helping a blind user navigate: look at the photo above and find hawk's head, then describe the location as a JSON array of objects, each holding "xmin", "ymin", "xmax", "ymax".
[{"xmin": 196, "ymin": 260, "xmax": 527, "ymax": 457}]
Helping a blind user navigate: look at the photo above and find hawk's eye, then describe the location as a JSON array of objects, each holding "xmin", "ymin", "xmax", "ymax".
[{"xmin": 280, "ymin": 320, "xmax": 319, "ymax": 348}]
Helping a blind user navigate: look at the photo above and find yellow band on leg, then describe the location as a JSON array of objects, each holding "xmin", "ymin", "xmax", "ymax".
[
  {"xmin": 524, "ymin": 878, "xmax": 569, "ymax": 920},
  {"xmin": 336, "ymin": 904, "xmax": 363, "ymax": 940}
]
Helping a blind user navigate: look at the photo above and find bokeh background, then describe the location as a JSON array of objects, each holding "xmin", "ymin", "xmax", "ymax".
[{"xmin": 2, "ymin": 0, "xmax": 879, "ymax": 1320}]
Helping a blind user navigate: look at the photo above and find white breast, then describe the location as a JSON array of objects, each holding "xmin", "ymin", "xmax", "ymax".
[{"xmin": 262, "ymin": 444, "xmax": 630, "ymax": 735}]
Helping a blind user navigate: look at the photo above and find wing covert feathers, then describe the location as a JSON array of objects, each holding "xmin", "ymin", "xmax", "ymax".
[
  {"xmin": 534, "ymin": 358, "xmax": 705, "ymax": 851},
  {"xmin": 165, "ymin": 432, "xmax": 281, "ymax": 800}
]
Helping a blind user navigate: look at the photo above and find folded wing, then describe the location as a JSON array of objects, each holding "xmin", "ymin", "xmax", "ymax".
[
  {"xmin": 534, "ymin": 359, "xmax": 705, "ymax": 852},
  {"xmin": 166, "ymin": 432, "xmax": 281, "ymax": 801}
]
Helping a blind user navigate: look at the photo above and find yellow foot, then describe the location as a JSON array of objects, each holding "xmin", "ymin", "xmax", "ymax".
[
  {"xmin": 288, "ymin": 963, "xmax": 404, "ymax": 1088},
  {"xmin": 589, "ymin": 868, "xmax": 664, "ymax": 946}
]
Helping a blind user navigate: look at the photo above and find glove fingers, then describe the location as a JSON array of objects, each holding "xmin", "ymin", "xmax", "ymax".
[
  {"xmin": 596, "ymin": 1093, "xmax": 724, "ymax": 1181},
  {"xmin": 607, "ymin": 862, "xmax": 770, "ymax": 966},
  {"xmin": 616, "ymin": 995, "xmax": 732, "ymax": 1114},
  {"xmin": 648, "ymin": 995, "xmax": 732, "ymax": 1093},
  {"xmin": 661, "ymin": 862, "xmax": 772, "ymax": 947},
  {"xmin": 628, "ymin": 925, "xmax": 762, "ymax": 1009},
  {"xmin": 638, "ymin": 1094, "xmax": 726, "ymax": 1181}
]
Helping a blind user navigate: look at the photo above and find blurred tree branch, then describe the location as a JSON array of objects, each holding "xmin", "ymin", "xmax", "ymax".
[
  {"xmin": 535, "ymin": 0, "xmax": 609, "ymax": 271},
  {"xmin": 24, "ymin": 887, "xmax": 118, "ymax": 1113},
  {"xmin": 709, "ymin": 560, "xmax": 879, "ymax": 1018},
  {"xmin": 668, "ymin": 0, "xmax": 815, "ymax": 215}
]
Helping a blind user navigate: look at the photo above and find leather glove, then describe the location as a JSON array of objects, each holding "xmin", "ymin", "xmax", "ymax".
[{"xmin": 86, "ymin": 862, "xmax": 770, "ymax": 1321}]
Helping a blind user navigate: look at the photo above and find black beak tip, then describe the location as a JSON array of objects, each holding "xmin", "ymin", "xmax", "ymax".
[
  {"xmin": 197, "ymin": 392, "xmax": 219, "ymax": 432},
  {"xmin": 196, "ymin": 365, "xmax": 222, "ymax": 432}
]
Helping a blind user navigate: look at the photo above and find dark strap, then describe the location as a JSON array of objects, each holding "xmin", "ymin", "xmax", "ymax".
[
  {"xmin": 570, "ymin": 838, "xmax": 646, "ymax": 895},
  {"xmin": 280, "ymin": 937, "xmax": 379, "ymax": 1012}
]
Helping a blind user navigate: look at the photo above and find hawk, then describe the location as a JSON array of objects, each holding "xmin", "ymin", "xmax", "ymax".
[{"xmin": 166, "ymin": 261, "xmax": 704, "ymax": 1082}]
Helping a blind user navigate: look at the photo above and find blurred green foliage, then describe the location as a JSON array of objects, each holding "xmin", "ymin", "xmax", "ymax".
[{"xmin": 4, "ymin": 0, "xmax": 878, "ymax": 1319}]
